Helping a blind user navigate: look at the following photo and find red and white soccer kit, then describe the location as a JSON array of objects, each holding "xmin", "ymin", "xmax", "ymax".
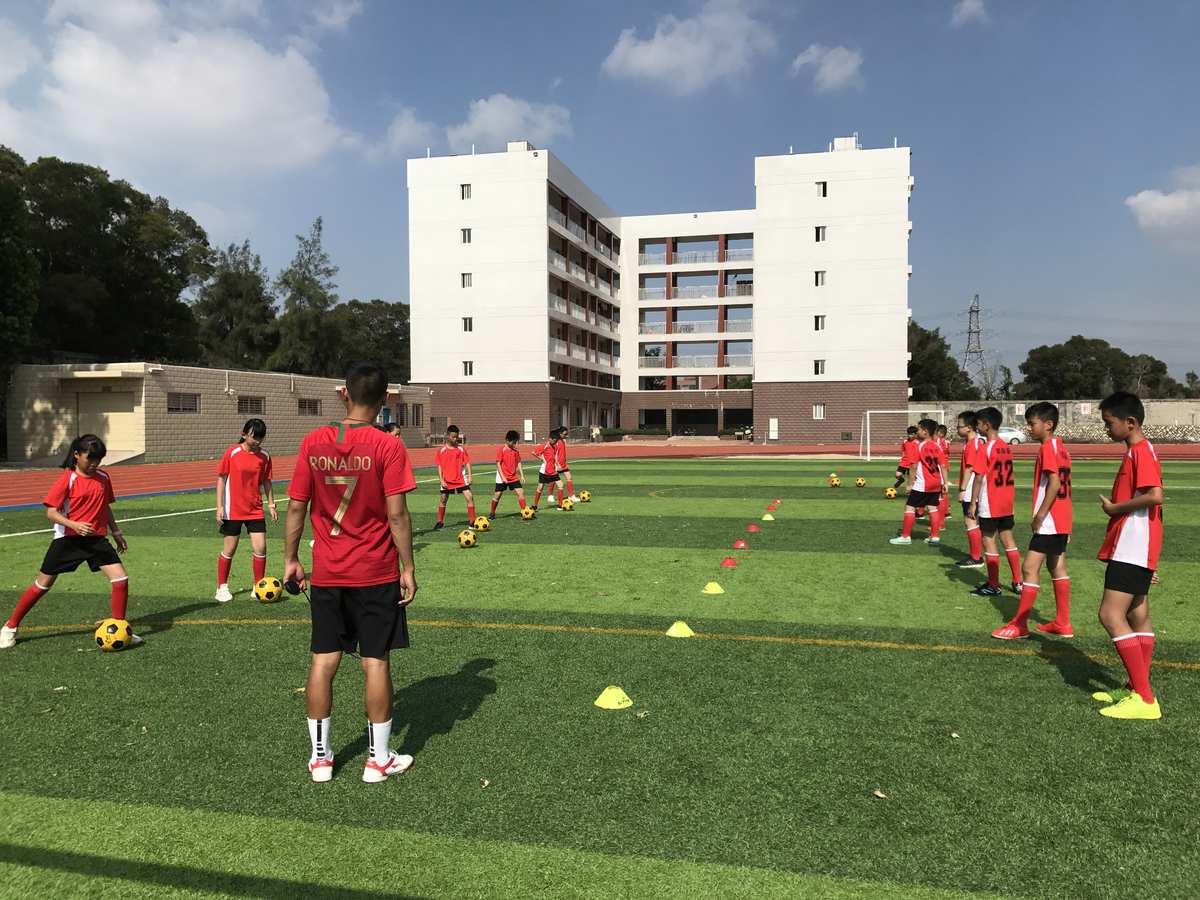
[
  {"xmin": 496, "ymin": 445, "xmax": 522, "ymax": 485},
  {"xmin": 1033, "ymin": 437, "xmax": 1073, "ymax": 536},
  {"xmin": 533, "ymin": 441, "xmax": 559, "ymax": 477},
  {"xmin": 45, "ymin": 469, "xmax": 116, "ymax": 538},
  {"xmin": 971, "ymin": 438, "xmax": 1016, "ymax": 520},
  {"xmin": 899, "ymin": 438, "xmax": 918, "ymax": 470},
  {"xmin": 959, "ymin": 436, "xmax": 985, "ymax": 502},
  {"xmin": 287, "ymin": 424, "xmax": 416, "ymax": 587},
  {"xmin": 218, "ymin": 444, "xmax": 272, "ymax": 520},
  {"xmin": 910, "ymin": 439, "xmax": 947, "ymax": 493},
  {"xmin": 436, "ymin": 444, "xmax": 470, "ymax": 489},
  {"xmin": 1098, "ymin": 440, "xmax": 1163, "ymax": 572}
]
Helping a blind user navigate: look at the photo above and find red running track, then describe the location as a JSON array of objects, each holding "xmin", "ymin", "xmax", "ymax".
[{"xmin": 3, "ymin": 441, "xmax": 1199, "ymax": 509}]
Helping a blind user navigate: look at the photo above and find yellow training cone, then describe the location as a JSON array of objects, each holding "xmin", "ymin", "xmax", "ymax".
[
  {"xmin": 594, "ymin": 685, "xmax": 633, "ymax": 710},
  {"xmin": 665, "ymin": 620, "xmax": 695, "ymax": 638},
  {"xmin": 702, "ymin": 581, "xmax": 725, "ymax": 595},
  {"xmin": 761, "ymin": 513, "xmax": 775, "ymax": 521}
]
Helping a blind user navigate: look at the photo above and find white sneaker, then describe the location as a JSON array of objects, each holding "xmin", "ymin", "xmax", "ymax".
[
  {"xmin": 129, "ymin": 633, "xmax": 144, "ymax": 647},
  {"xmin": 0, "ymin": 625, "xmax": 16, "ymax": 649},
  {"xmin": 309, "ymin": 756, "xmax": 334, "ymax": 783},
  {"xmin": 569, "ymin": 495, "xmax": 580, "ymax": 502},
  {"xmin": 214, "ymin": 585, "xmax": 233, "ymax": 603},
  {"xmin": 362, "ymin": 751, "xmax": 414, "ymax": 783}
]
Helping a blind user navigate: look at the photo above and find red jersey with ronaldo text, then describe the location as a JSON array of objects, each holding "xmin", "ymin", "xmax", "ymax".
[
  {"xmin": 1097, "ymin": 439, "xmax": 1163, "ymax": 571},
  {"xmin": 972, "ymin": 438, "xmax": 1016, "ymax": 518},
  {"xmin": 1033, "ymin": 437, "xmax": 1072, "ymax": 535},
  {"xmin": 217, "ymin": 444, "xmax": 272, "ymax": 520},
  {"xmin": 288, "ymin": 423, "xmax": 416, "ymax": 587},
  {"xmin": 436, "ymin": 444, "xmax": 470, "ymax": 489},
  {"xmin": 45, "ymin": 469, "xmax": 115, "ymax": 539}
]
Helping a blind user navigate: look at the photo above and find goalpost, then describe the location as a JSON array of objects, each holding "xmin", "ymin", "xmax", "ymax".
[{"xmin": 859, "ymin": 407, "xmax": 945, "ymax": 461}]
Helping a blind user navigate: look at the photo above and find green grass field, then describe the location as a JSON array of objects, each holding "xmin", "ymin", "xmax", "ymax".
[{"xmin": 1, "ymin": 456, "xmax": 1198, "ymax": 899}]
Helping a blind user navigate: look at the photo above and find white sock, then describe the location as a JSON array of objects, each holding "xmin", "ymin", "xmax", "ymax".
[
  {"xmin": 307, "ymin": 717, "xmax": 331, "ymax": 761},
  {"xmin": 367, "ymin": 719, "xmax": 392, "ymax": 764}
]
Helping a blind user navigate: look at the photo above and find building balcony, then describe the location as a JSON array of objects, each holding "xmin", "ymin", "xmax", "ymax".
[
  {"xmin": 724, "ymin": 319, "xmax": 753, "ymax": 333},
  {"xmin": 638, "ymin": 248, "xmax": 754, "ymax": 266},
  {"xmin": 725, "ymin": 248, "xmax": 753, "ymax": 262},
  {"xmin": 568, "ymin": 260, "xmax": 587, "ymax": 281},
  {"xmin": 673, "ymin": 249, "xmax": 719, "ymax": 264},
  {"xmin": 639, "ymin": 252, "xmax": 667, "ymax": 266},
  {"xmin": 550, "ymin": 337, "xmax": 568, "ymax": 355},
  {"xmin": 548, "ymin": 206, "xmax": 568, "ymax": 230},
  {"xmin": 639, "ymin": 356, "xmax": 667, "ymax": 368},
  {"xmin": 638, "ymin": 322, "xmax": 667, "ymax": 334},
  {"xmin": 723, "ymin": 354, "xmax": 753, "ymax": 367},
  {"xmin": 568, "ymin": 304, "xmax": 588, "ymax": 322},
  {"xmin": 672, "ymin": 355, "xmax": 718, "ymax": 368},
  {"xmin": 726, "ymin": 283, "xmax": 754, "ymax": 297},
  {"xmin": 639, "ymin": 287, "xmax": 666, "ymax": 301},
  {"xmin": 568, "ymin": 344, "xmax": 587, "ymax": 361},
  {"xmin": 549, "ymin": 249, "xmax": 568, "ymax": 273},
  {"xmin": 549, "ymin": 205, "xmax": 619, "ymax": 269},
  {"xmin": 673, "ymin": 285, "xmax": 719, "ymax": 300},
  {"xmin": 548, "ymin": 294, "xmax": 568, "ymax": 315},
  {"xmin": 670, "ymin": 320, "xmax": 718, "ymax": 334}
]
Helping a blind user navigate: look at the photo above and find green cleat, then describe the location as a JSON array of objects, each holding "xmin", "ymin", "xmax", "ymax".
[{"xmin": 1099, "ymin": 693, "xmax": 1161, "ymax": 720}]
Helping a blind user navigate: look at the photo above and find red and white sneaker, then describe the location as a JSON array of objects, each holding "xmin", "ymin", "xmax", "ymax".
[
  {"xmin": 991, "ymin": 623, "xmax": 1030, "ymax": 640},
  {"xmin": 308, "ymin": 756, "xmax": 334, "ymax": 783},
  {"xmin": 1036, "ymin": 621, "xmax": 1074, "ymax": 638},
  {"xmin": 363, "ymin": 751, "xmax": 414, "ymax": 783}
]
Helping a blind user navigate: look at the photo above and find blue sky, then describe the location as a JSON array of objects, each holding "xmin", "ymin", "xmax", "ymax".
[{"xmin": 2, "ymin": 0, "xmax": 1198, "ymax": 377}]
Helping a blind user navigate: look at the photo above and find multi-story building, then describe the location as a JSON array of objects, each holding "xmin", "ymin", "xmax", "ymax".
[{"xmin": 407, "ymin": 135, "xmax": 912, "ymax": 443}]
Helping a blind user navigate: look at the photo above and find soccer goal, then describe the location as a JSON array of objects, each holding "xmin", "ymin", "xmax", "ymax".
[{"xmin": 859, "ymin": 407, "xmax": 945, "ymax": 461}]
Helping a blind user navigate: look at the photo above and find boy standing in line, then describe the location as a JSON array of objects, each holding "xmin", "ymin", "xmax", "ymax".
[
  {"xmin": 889, "ymin": 419, "xmax": 948, "ymax": 546},
  {"xmin": 954, "ymin": 411, "xmax": 985, "ymax": 569},
  {"xmin": 967, "ymin": 407, "xmax": 1022, "ymax": 597},
  {"xmin": 434, "ymin": 425, "xmax": 474, "ymax": 530},
  {"xmin": 936, "ymin": 423, "xmax": 953, "ymax": 522}
]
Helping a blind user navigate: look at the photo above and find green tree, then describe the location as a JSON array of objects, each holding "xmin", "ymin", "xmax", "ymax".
[
  {"xmin": 329, "ymin": 299, "xmax": 410, "ymax": 382},
  {"xmin": 268, "ymin": 217, "xmax": 344, "ymax": 376},
  {"xmin": 193, "ymin": 241, "xmax": 279, "ymax": 369},
  {"xmin": 1016, "ymin": 336, "xmax": 1182, "ymax": 398},
  {"xmin": 908, "ymin": 320, "xmax": 979, "ymax": 401},
  {"xmin": 1127, "ymin": 353, "xmax": 1185, "ymax": 398},
  {"xmin": 0, "ymin": 149, "xmax": 40, "ymax": 459},
  {"xmin": 1186, "ymin": 371, "xmax": 1199, "ymax": 398}
]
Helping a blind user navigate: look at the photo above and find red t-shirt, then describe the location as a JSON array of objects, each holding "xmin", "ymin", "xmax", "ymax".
[
  {"xmin": 972, "ymin": 437, "xmax": 1015, "ymax": 518},
  {"xmin": 910, "ymin": 439, "xmax": 947, "ymax": 492},
  {"xmin": 1098, "ymin": 439, "xmax": 1164, "ymax": 571},
  {"xmin": 496, "ymin": 445, "xmax": 522, "ymax": 483},
  {"xmin": 899, "ymin": 438, "xmax": 918, "ymax": 467},
  {"xmin": 555, "ymin": 440, "xmax": 569, "ymax": 470},
  {"xmin": 958, "ymin": 435, "xmax": 985, "ymax": 500},
  {"xmin": 1033, "ymin": 437, "xmax": 1073, "ymax": 535},
  {"xmin": 217, "ymin": 444, "xmax": 272, "ymax": 521},
  {"xmin": 287, "ymin": 423, "xmax": 417, "ymax": 587},
  {"xmin": 45, "ymin": 469, "xmax": 116, "ymax": 539},
  {"xmin": 533, "ymin": 441, "xmax": 559, "ymax": 476},
  {"xmin": 436, "ymin": 444, "xmax": 470, "ymax": 489}
]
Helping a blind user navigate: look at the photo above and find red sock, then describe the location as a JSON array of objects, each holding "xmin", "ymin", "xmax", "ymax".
[
  {"xmin": 1114, "ymin": 634, "xmax": 1154, "ymax": 703},
  {"xmin": 437, "ymin": 505, "xmax": 446, "ymax": 524},
  {"xmin": 252, "ymin": 553, "xmax": 267, "ymax": 583},
  {"xmin": 1137, "ymin": 631, "xmax": 1156, "ymax": 671},
  {"xmin": 939, "ymin": 494, "xmax": 949, "ymax": 518},
  {"xmin": 929, "ymin": 509, "xmax": 942, "ymax": 539},
  {"xmin": 7, "ymin": 581, "xmax": 50, "ymax": 628},
  {"xmin": 985, "ymin": 554, "xmax": 1000, "ymax": 588},
  {"xmin": 1005, "ymin": 547, "xmax": 1022, "ymax": 582},
  {"xmin": 518, "ymin": 496, "xmax": 527, "ymax": 510},
  {"xmin": 967, "ymin": 527, "xmax": 982, "ymax": 560},
  {"xmin": 556, "ymin": 488, "xmax": 564, "ymax": 505},
  {"xmin": 467, "ymin": 504, "xmax": 476, "ymax": 523},
  {"xmin": 218, "ymin": 552, "xmax": 233, "ymax": 587},
  {"xmin": 532, "ymin": 489, "xmax": 541, "ymax": 509},
  {"xmin": 1051, "ymin": 576, "xmax": 1071, "ymax": 624},
  {"xmin": 1012, "ymin": 582, "xmax": 1039, "ymax": 628},
  {"xmin": 566, "ymin": 476, "xmax": 574, "ymax": 496},
  {"xmin": 110, "ymin": 577, "xmax": 129, "ymax": 620},
  {"xmin": 490, "ymin": 498, "xmax": 498, "ymax": 516},
  {"xmin": 900, "ymin": 509, "xmax": 916, "ymax": 538}
]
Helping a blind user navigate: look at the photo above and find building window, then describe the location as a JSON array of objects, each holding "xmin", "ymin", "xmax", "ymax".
[
  {"xmin": 461, "ymin": 228, "xmax": 472, "ymax": 244},
  {"xmin": 462, "ymin": 317, "xmax": 473, "ymax": 332},
  {"xmin": 814, "ymin": 226, "xmax": 826, "ymax": 242},
  {"xmin": 411, "ymin": 404, "xmax": 424, "ymax": 427},
  {"xmin": 814, "ymin": 270, "xmax": 826, "ymax": 287},
  {"xmin": 814, "ymin": 359, "xmax": 826, "ymax": 375},
  {"xmin": 816, "ymin": 181, "xmax": 828, "ymax": 197},
  {"xmin": 167, "ymin": 392, "xmax": 200, "ymax": 414},
  {"xmin": 461, "ymin": 272, "xmax": 472, "ymax": 288},
  {"xmin": 395, "ymin": 404, "xmax": 408, "ymax": 426},
  {"xmin": 813, "ymin": 403, "xmax": 826, "ymax": 420},
  {"xmin": 814, "ymin": 315, "xmax": 826, "ymax": 331},
  {"xmin": 463, "ymin": 360, "xmax": 474, "ymax": 376},
  {"xmin": 298, "ymin": 398, "xmax": 321, "ymax": 416},
  {"xmin": 460, "ymin": 183, "xmax": 471, "ymax": 200},
  {"xmin": 237, "ymin": 396, "xmax": 265, "ymax": 415}
]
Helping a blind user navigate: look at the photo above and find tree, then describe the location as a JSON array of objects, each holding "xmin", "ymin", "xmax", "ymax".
[
  {"xmin": 267, "ymin": 218, "xmax": 344, "ymax": 376},
  {"xmin": 329, "ymin": 299, "xmax": 410, "ymax": 383},
  {"xmin": 193, "ymin": 241, "xmax": 279, "ymax": 369},
  {"xmin": 1186, "ymin": 371, "xmax": 1199, "ymax": 399},
  {"xmin": 979, "ymin": 361, "xmax": 1015, "ymax": 400},
  {"xmin": 908, "ymin": 320, "xmax": 979, "ymax": 401},
  {"xmin": 0, "ymin": 149, "xmax": 39, "ymax": 460},
  {"xmin": 1016, "ymin": 336, "xmax": 1183, "ymax": 398}
]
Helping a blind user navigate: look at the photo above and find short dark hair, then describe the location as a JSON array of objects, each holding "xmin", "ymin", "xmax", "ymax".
[
  {"xmin": 1101, "ymin": 391, "xmax": 1145, "ymax": 425},
  {"xmin": 957, "ymin": 410, "xmax": 977, "ymax": 427},
  {"xmin": 906, "ymin": 425, "xmax": 918, "ymax": 436},
  {"xmin": 1025, "ymin": 401, "xmax": 1059, "ymax": 429},
  {"xmin": 936, "ymin": 424, "xmax": 948, "ymax": 435},
  {"xmin": 917, "ymin": 418, "xmax": 938, "ymax": 435},
  {"xmin": 977, "ymin": 406, "xmax": 1002, "ymax": 431},
  {"xmin": 62, "ymin": 434, "xmax": 106, "ymax": 469},
  {"xmin": 241, "ymin": 418, "xmax": 267, "ymax": 441},
  {"xmin": 345, "ymin": 363, "xmax": 389, "ymax": 407},
  {"xmin": 505, "ymin": 429, "xmax": 519, "ymax": 442},
  {"xmin": 446, "ymin": 424, "xmax": 460, "ymax": 435}
]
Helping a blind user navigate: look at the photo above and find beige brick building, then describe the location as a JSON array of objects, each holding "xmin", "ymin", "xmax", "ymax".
[{"xmin": 6, "ymin": 363, "xmax": 432, "ymax": 465}]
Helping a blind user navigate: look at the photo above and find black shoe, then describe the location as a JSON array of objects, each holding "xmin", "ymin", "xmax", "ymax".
[
  {"xmin": 954, "ymin": 557, "xmax": 984, "ymax": 569},
  {"xmin": 433, "ymin": 522, "xmax": 444, "ymax": 530},
  {"xmin": 1011, "ymin": 581, "xmax": 1024, "ymax": 595},
  {"xmin": 970, "ymin": 584, "xmax": 1003, "ymax": 597}
]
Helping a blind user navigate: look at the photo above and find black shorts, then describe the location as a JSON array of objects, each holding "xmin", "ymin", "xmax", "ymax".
[
  {"xmin": 309, "ymin": 581, "xmax": 410, "ymax": 659},
  {"xmin": 1028, "ymin": 534, "xmax": 1070, "ymax": 556},
  {"xmin": 494, "ymin": 480, "xmax": 522, "ymax": 492},
  {"xmin": 961, "ymin": 501, "xmax": 974, "ymax": 519},
  {"xmin": 896, "ymin": 466, "xmax": 910, "ymax": 475},
  {"xmin": 979, "ymin": 515, "xmax": 1015, "ymax": 534},
  {"xmin": 538, "ymin": 472, "xmax": 561, "ymax": 485},
  {"xmin": 440, "ymin": 485, "xmax": 470, "ymax": 496},
  {"xmin": 1104, "ymin": 561, "xmax": 1154, "ymax": 596},
  {"xmin": 40, "ymin": 536, "xmax": 121, "ymax": 575},
  {"xmin": 220, "ymin": 518, "xmax": 266, "ymax": 536},
  {"xmin": 558, "ymin": 466, "xmax": 570, "ymax": 474},
  {"xmin": 906, "ymin": 490, "xmax": 940, "ymax": 509}
]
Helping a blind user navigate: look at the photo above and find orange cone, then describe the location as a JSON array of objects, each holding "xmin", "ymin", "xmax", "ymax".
[
  {"xmin": 720, "ymin": 557, "xmax": 738, "ymax": 568},
  {"xmin": 747, "ymin": 524, "xmax": 761, "ymax": 533},
  {"xmin": 733, "ymin": 539, "xmax": 748, "ymax": 549}
]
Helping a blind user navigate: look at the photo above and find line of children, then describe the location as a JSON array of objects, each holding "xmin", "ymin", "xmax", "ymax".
[
  {"xmin": 214, "ymin": 417, "xmax": 277, "ymax": 603},
  {"xmin": 889, "ymin": 418, "xmax": 949, "ymax": 546}
]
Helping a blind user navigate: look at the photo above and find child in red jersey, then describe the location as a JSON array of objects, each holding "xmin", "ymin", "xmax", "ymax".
[
  {"xmin": 967, "ymin": 407, "xmax": 1022, "ymax": 597},
  {"xmin": 434, "ymin": 425, "xmax": 474, "ymax": 530},
  {"xmin": 888, "ymin": 419, "xmax": 948, "ymax": 546},
  {"xmin": 214, "ymin": 418, "xmax": 277, "ymax": 603},
  {"xmin": 992, "ymin": 403, "xmax": 1074, "ymax": 640},
  {"xmin": 553, "ymin": 426, "xmax": 580, "ymax": 502},
  {"xmin": 531, "ymin": 432, "xmax": 563, "ymax": 511},
  {"xmin": 953, "ymin": 410, "xmax": 986, "ymax": 569},
  {"xmin": 1, "ymin": 435, "xmax": 140, "ymax": 650},
  {"xmin": 935, "ymin": 424, "xmax": 952, "ymax": 522},
  {"xmin": 489, "ymin": 430, "xmax": 527, "ymax": 520},
  {"xmin": 893, "ymin": 425, "xmax": 919, "ymax": 490},
  {"xmin": 284, "ymin": 363, "xmax": 418, "ymax": 782},
  {"xmin": 1092, "ymin": 392, "xmax": 1165, "ymax": 721}
]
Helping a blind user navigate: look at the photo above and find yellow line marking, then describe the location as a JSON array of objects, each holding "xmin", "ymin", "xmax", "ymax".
[{"xmin": 18, "ymin": 615, "xmax": 1200, "ymax": 671}]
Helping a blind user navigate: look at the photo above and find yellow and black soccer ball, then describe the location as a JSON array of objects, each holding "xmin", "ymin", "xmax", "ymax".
[
  {"xmin": 560, "ymin": 498, "xmax": 575, "ymax": 511},
  {"xmin": 254, "ymin": 577, "xmax": 284, "ymax": 603},
  {"xmin": 579, "ymin": 490, "xmax": 591, "ymax": 503},
  {"xmin": 458, "ymin": 529, "xmax": 478, "ymax": 548},
  {"xmin": 95, "ymin": 618, "xmax": 133, "ymax": 651},
  {"xmin": 473, "ymin": 515, "xmax": 491, "ymax": 532},
  {"xmin": 855, "ymin": 477, "xmax": 867, "ymax": 488},
  {"xmin": 830, "ymin": 477, "xmax": 842, "ymax": 488},
  {"xmin": 885, "ymin": 487, "xmax": 898, "ymax": 499},
  {"xmin": 520, "ymin": 506, "xmax": 536, "ymax": 520}
]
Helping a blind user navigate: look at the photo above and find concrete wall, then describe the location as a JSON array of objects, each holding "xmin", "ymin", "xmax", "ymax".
[{"xmin": 909, "ymin": 399, "xmax": 1200, "ymax": 428}]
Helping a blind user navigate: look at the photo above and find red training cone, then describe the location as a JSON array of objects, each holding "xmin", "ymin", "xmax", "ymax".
[
  {"xmin": 773, "ymin": 499, "xmax": 782, "ymax": 504},
  {"xmin": 766, "ymin": 505, "xmax": 777, "ymax": 511},
  {"xmin": 747, "ymin": 524, "xmax": 762, "ymax": 533},
  {"xmin": 720, "ymin": 557, "xmax": 738, "ymax": 568},
  {"xmin": 733, "ymin": 539, "xmax": 748, "ymax": 549}
]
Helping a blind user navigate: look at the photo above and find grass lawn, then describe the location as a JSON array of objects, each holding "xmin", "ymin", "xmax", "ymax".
[{"xmin": 1, "ymin": 456, "xmax": 1198, "ymax": 899}]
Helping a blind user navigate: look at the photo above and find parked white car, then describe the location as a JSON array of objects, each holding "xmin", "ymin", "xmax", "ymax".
[{"xmin": 997, "ymin": 426, "xmax": 1026, "ymax": 445}]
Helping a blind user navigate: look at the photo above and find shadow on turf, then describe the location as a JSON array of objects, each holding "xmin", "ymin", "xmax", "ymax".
[
  {"xmin": 1032, "ymin": 636, "xmax": 1121, "ymax": 696},
  {"xmin": 14, "ymin": 600, "xmax": 218, "ymax": 645},
  {"xmin": 0, "ymin": 842, "xmax": 424, "ymax": 899},
  {"xmin": 335, "ymin": 658, "xmax": 497, "ymax": 771}
]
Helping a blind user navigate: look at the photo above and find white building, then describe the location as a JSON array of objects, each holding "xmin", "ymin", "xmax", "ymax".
[{"xmin": 407, "ymin": 135, "xmax": 911, "ymax": 442}]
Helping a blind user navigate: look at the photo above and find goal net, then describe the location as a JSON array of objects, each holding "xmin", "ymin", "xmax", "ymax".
[{"xmin": 859, "ymin": 407, "xmax": 946, "ymax": 461}]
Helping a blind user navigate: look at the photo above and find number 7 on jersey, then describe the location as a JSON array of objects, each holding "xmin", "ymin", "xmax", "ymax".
[{"xmin": 325, "ymin": 476, "xmax": 358, "ymax": 536}]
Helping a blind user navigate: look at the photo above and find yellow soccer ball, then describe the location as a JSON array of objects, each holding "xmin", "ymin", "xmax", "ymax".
[
  {"xmin": 458, "ymin": 529, "xmax": 478, "ymax": 548},
  {"xmin": 473, "ymin": 516, "xmax": 491, "ymax": 532},
  {"xmin": 560, "ymin": 498, "xmax": 575, "ymax": 511},
  {"xmin": 254, "ymin": 577, "xmax": 284, "ymax": 603},
  {"xmin": 855, "ymin": 478, "xmax": 867, "ymax": 488},
  {"xmin": 885, "ymin": 487, "xmax": 898, "ymax": 499},
  {"xmin": 830, "ymin": 477, "xmax": 842, "ymax": 488},
  {"xmin": 94, "ymin": 618, "xmax": 133, "ymax": 652},
  {"xmin": 579, "ymin": 490, "xmax": 591, "ymax": 503},
  {"xmin": 520, "ymin": 506, "xmax": 536, "ymax": 520}
]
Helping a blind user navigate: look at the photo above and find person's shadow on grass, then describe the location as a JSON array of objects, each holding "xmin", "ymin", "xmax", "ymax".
[
  {"xmin": 20, "ymin": 600, "xmax": 214, "ymax": 644},
  {"xmin": 1031, "ymin": 635, "xmax": 1121, "ymax": 696}
]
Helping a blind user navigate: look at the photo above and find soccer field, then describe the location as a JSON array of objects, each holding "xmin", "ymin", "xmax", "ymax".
[{"xmin": 1, "ymin": 456, "xmax": 1198, "ymax": 899}]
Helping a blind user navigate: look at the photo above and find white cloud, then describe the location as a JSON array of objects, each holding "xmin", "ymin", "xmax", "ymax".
[
  {"xmin": 175, "ymin": 0, "xmax": 265, "ymax": 27},
  {"xmin": 366, "ymin": 107, "xmax": 438, "ymax": 161},
  {"xmin": 0, "ymin": 20, "xmax": 41, "ymax": 89},
  {"xmin": 446, "ymin": 94, "xmax": 572, "ymax": 154},
  {"xmin": 46, "ymin": 0, "xmax": 164, "ymax": 34},
  {"xmin": 790, "ymin": 44, "xmax": 863, "ymax": 92},
  {"xmin": 310, "ymin": 0, "xmax": 363, "ymax": 32},
  {"xmin": 601, "ymin": 0, "xmax": 776, "ymax": 96},
  {"xmin": 951, "ymin": 0, "xmax": 989, "ymax": 27},
  {"xmin": 1126, "ymin": 165, "xmax": 1200, "ymax": 249}
]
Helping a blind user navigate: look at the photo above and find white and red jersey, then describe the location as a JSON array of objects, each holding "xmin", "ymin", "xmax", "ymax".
[
  {"xmin": 435, "ymin": 444, "xmax": 470, "ymax": 489},
  {"xmin": 898, "ymin": 438, "xmax": 918, "ymax": 468},
  {"xmin": 1033, "ymin": 437, "xmax": 1073, "ymax": 535},
  {"xmin": 910, "ymin": 439, "xmax": 948, "ymax": 492},
  {"xmin": 495, "ymin": 445, "xmax": 522, "ymax": 484},
  {"xmin": 533, "ymin": 440, "xmax": 559, "ymax": 477},
  {"xmin": 287, "ymin": 423, "xmax": 416, "ymax": 587},
  {"xmin": 217, "ymin": 444, "xmax": 272, "ymax": 520},
  {"xmin": 971, "ymin": 437, "xmax": 1016, "ymax": 518},
  {"xmin": 44, "ymin": 469, "xmax": 116, "ymax": 539},
  {"xmin": 555, "ymin": 440, "xmax": 570, "ymax": 471},
  {"xmin": 1098, "ymin": 439, "xmax": 1163, "ymax": 571},
  {"xmin": 958, "ymin": 435, "xmax": 985, "ymax": 501},
  {"xmin": 936, "ymin": 436, "xmax": 950, "ymax": 457}
]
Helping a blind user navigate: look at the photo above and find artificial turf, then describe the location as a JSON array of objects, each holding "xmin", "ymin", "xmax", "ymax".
[{"xmin": 1, "ymin": 456, "xmax": 1198, "ymax": 899}]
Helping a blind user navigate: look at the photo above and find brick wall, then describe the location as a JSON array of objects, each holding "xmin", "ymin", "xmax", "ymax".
[
  {"xmin": 419, "ymin": 382, "xmax": 620, "ymax": 445},
  {"xmin": 754, "ymin": 381, "xmax": 908, "ymax": 443},
  {"xmin": 619, "ymin": 389, "xmax": 753, "ymax": 431}
]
